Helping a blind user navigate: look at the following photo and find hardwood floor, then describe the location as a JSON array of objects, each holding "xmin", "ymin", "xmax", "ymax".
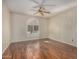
[{"xmin": 3, "ymin": 38, "xmax": 77, "ymax": 59}]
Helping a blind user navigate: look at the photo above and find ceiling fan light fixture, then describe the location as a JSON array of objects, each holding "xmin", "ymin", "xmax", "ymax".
[{"xmin": 30, "ymin": 0, "xmax": 55, "ymax": 16}]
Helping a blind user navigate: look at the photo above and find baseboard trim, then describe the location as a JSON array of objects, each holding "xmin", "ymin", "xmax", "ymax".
[
  {"xmin": 11, "ymin": 38, "xmax": 40, "ymax": 43},
  {"xmin": 2, "ymin": 43, "xmax": 10, "ymax": 54},
  {"xmin": 49, "ymin": 37, "xmax": 77, "ymax": 47}
]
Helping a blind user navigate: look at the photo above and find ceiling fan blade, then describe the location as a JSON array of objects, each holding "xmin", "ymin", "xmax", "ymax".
[
  {"xmin": 43, "ymin": 4, "xmax": 56, "ymax": 6},
  {"xmin": 44, "ymin": 11, "xmax": 50, "ymax": 13},
  {"xmin": 33, "ymin": 11, "xmax": 39, "ymax": 15},
  {"xmin": 30, "ymin": 0, "xmax": 39, "ymax": 4},
  {"xmin": 30, "ymin": 9, "xmax": 37, "ymax": 11},
  {"xmin": 33, "ymin": 5, "xmax": 40, "ymax": 8}
]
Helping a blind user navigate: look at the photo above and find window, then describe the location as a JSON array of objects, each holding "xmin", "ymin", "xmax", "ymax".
[{"xmin": 28, "ymin": 25, "xmax": 39, "ymax": 33}]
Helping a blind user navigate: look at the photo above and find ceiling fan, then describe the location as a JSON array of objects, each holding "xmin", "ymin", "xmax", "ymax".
[{"xmin": 30, "ymin": 0, "xmax": 55, "ymax": 16}]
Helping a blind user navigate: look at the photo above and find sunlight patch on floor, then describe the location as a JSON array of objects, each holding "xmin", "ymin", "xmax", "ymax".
[{"xmin": 26, "ymin": 42, "xmax": 40, "ymax": 59}]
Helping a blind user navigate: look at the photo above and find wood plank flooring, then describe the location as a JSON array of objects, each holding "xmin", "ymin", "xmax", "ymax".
[{"xmin": 3, "ymin": 38, "xmax": 77, "ymax": 59}]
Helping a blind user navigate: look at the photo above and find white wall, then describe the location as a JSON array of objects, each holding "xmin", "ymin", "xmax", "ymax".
[
  {"xmin": 2, "ymin": 4, "xmax": 11, "ymax": 53},
  {"xmin": 48, "ymin": 7, "xmax": 77, "ymax": 47},
  {"xmin": 39, "ymin": 18, "xmax": 49, "ymax": 38},
  {"xmin": 11, "ymin": 13, "xmax": 48, "ymax": 42},
  {"xmin": 11, "ymin": 13, "xmax": 28, "ymax": 42}
]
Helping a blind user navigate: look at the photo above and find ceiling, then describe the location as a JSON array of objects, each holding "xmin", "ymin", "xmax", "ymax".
[{"xmin": 3, "ymin": 0, "xmax": 76, "ymax": 17}]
